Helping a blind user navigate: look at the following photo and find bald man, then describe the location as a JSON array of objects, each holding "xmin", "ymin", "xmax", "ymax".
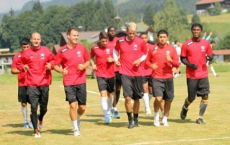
[{"xmin": 18, "ymin": 32, "xmax": 55, "ymax": 138}]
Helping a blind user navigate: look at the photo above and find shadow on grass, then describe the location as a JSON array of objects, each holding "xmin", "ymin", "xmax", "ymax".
[
  {"xmin": 6, "ymin": 130, "xmax": 33, "ymax": 136},
  {"xmin": 44, "ymin": 129, "xmax": 72, "ymax": 135},
  {"xmin": 2, "ymin": 123, "xmax": 24, "ymax": 128}
]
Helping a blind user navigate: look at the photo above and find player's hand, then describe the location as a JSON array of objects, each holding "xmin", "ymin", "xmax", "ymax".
[
  {"xmin": 115, "ymin": 61, "xmax": 121, "ymax": 66},
  {"xmin": 150, "ymin": 63, "xmax": 158, "ymax": 70},
  {"xmin": 107, "ymin": 56, "xmax": 114, "ymax": 63},
  {"xmin": 166, "ymin": 55, "xmax": 172, "ymax": 63},
  {"xmin": 78, "ymin": 64, "xmax": 85, "ymax": 70},
  {"xmin": 45, "ymin": 62, "xmax": 51, "ymax": 70},
  {"xmin": 203, "ymin": 32, "xmax": 206, "ymax": 36},
  {"xmin": 62, "ymin": 68, "xmax": 68, "ymax": 75},
  {"xmin": 191, "ymin": 64, "xmax": 198, "ymax": 70},
  {"xmin": 209, "ymin": 31, "xmax": 212, "ymax": 36},
  {"xmin": 23, "ymin": 64, "xmax": 29, "ymax": 72},
  {"xmin": 133, "ymin": 59, "xmax": 141, "ymax": 67},
  {"xmin": 92, "ymin": 65, "xmax": 97, "ymax": 71}
]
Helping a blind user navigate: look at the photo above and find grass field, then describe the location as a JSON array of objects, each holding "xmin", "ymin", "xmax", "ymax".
[{"xmin": 1, "ymin": 65, "xmax": 230, "ymax": 145}]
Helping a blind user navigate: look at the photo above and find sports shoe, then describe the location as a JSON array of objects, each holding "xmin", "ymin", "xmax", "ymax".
[
  {"xmin": 196, "ymin": 118, "xmax": 206, "ymax": 124},
  {"xmin": 146, "ymin": 108, "xmax": 151, "ymax": 115},
  {"xmin": 127, "ymin": 119, "xmax": 135, "ymax": 129},
  {"xmin": 134, "ymin": 119, "xmax": 139, "ymax": 127},
  {"xmin": 162, "ymin": 118, "xmax": 169, "ymax": 126},
  {"xmin": 34, "ymin": 129, "xmax": 41, "ymax": 138},
  {"xmin": 113, "ymin": 111, "xmax": 120, "ymax": 119},
  {"xmin": 74, "ymin": 129, "xmax": 81, "ymax": 137},
  {"xmin": 37, "ymin": 114, "xmax": 43, "ymax": 129},
  {"xmin": 29, "ymin": 121, "xmax": 34, "ymax": 129},
  {"xmin": 180, "ymin": 106, "xmax": 188, "ymax": 120},
  {"xmin": 104, "ymin": 115, "xmax": 112, "ymax": 124},
  {"xmin": 153, "ymin": 118, "xmax": 160, "ymax": 127},
  {"xmin": 77, "ymin": 120, "xmax": 81, "ymax": 130},
  {"xmin": 24, "ymin": 122, "xmax": 29, "ymax": 129}
]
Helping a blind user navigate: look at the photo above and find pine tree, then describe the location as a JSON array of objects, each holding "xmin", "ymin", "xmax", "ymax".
[
  {"xmin": 191, "ymin": 14, "xmax": 201, "ymax": 24},
  {"xmin": 143, "ymin": 5, "xmax": 154, "ymax": 26}
]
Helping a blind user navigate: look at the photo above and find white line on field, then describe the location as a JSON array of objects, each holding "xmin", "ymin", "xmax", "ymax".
[{"xmin": 128, "ymin": 136, "xmax": 230, "ymax": 145}]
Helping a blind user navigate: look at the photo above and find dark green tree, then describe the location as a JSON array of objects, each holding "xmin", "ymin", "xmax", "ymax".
[
  {"xmin": 143, "ymin": 5, "xmax": 154, "ymax": 26},
  {"xmin": 191, "ymin": 14, "xmax": 201, "ymax": 24},
  {"xmin": 206, "ymin": 2, "xmax": 222, "ymax": 16},
  {"xmin": 32, "ymin": 2, "xmax": 43, "ymax": 14},
  {"xmin": 216, "ymin": 34, "xmax": 230, "ymax": 50}
]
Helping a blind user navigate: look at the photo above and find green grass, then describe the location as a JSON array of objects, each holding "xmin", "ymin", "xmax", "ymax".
[{"xmin": 1, "ymin": 65, "xmax": 230, "ymax": 144}]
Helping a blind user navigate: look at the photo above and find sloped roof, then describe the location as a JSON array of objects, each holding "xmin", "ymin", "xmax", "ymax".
[
  {"xmin": 213, "ymin": 49, "xmax": 230, "ymax": 55},
  {"xmin": 195, "ymin": 0, "xmax": 223, "ymax": 5}
]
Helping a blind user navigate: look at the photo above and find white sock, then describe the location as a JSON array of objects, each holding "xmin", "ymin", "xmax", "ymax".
[
  {"xmin": 101, "ymin": 97, "xmax": 108, "ymax": 117},
  {"xmin": 162, "ymin": 116, "xmax": 168, "ymax": 122},
  {"xmin": 143, "ymin": 93, "xmax": 150, "ymax": 110},
  {"xmin": 21, "ymin": 106, "xmax": 27, "ymax": 123},
  {"xmin": 113, "ymin": 107, "xmax": 117, "ymax": 111},
  {"xmin": 149, "ymin": 93, "xmax": 153, "ymax": 101},
  {"xmin": 210, "ymin": 66, "xmax": 217, "ymax": 76},
  {"xmin": 72, "ymin": 120, "xmax": 78, "ymax": 131},
  {"xmin": 107, "ymin": 96, "xmax": 114, "ymax": 113},
  {"xmin": 154, "ymin": 112, "xmax": 159, "ymax": 119},
  {"xmin": 77, "ymin": 113, "xmax": 81, "ymax": 120}
]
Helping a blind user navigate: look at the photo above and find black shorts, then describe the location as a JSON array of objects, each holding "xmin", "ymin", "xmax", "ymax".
[
  {"xmin": 187, "ymin": 77, "xmax": 210, "ymax": 100},
  {"xmin": 121, "ymin": 74, "xmax": 143, "ymax": 100},
  {"xmin": 115, "ymin": 72, "xmax": 122, "ymax": 87},
  {"xmin": 27, "ymin": 86, "xmax": 49, "ymax": 106},
  {"xmin": 96, "ymin": 77, "xmax": 114, "ymax": 93},
  {"xmin": 64, "ymin": 84, "xmax": 87, "ymax": 105},
  {"xmin": 142, "ymin": 76, "xmax": 152, "ymax": 86},
  {"xmin": 18, "ymin": 86, "xmax": 30, "ymax": 103},
  {"xmin": 152, "ymin": 78, "xmax": 174, "ymax": 101}
]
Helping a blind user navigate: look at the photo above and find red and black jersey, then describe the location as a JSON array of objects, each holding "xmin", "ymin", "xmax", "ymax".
[
  {"xmin": 115, "ymin": 36, "xmax": 147, "ymax": 76},
  {"xmin": 91, "ymin": 43, "xmax": 115, "ymax": 78},
  {"xmin": 181, "ymin": 38, "xmax": 213, "ymax": 79},
  {"xmin": 146, "ymin": 44, "xmax": 179, "ymax": 79},
  {"xmin": 12, "ymin": 52, "xmax": 27, "ymax": 86},
  {"xmin": 19, "ymin": 46, "xmax": 55, "ymax": 87},
  {"xmin": 55, "ymin": 44, "xmax": 90, "ymax": 86}
]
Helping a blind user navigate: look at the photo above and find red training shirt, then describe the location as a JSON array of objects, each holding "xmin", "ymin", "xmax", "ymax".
[
  {"xmin": 11, "ymin": 52, "xmax": 27, "ymax": 86},
  {"xmin": 55, "ymin": 44, "xmax": 90, "ymax": 86},
  {"xmin": 19, "ymin": 46, "xmax": 55, "ymax": 87},
  {"xmin": 181, "ymin": 38, "xmax": 213, "ymax": 79},
  {"xmin": 91, "ymin": 42, "xmax": 115, "ymax": 78},
  {"xmin": 146, "ymin": 44, "xmax": 179, "ymax": 79},
  {"xmin": 115, "ymin": 36, "xmax": 147, "ymax": 76}
]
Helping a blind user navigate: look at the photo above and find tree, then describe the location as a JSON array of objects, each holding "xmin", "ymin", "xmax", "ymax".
[
  {"xmin": 179, "ymin": 9, "xmax": 188, "ymax": 25},
  {"xmin": 216, "ymin": 34, "xmax": 230, "ymax": 50},
  {"xmin": 9, "ymin": 8, "xmax": 14, "ymax": 17},
  {"xmin": 206, "ymin": 2, "xmax": 222, "ymax": 16},
  {"xmin": 191, "ymin": 14, "xmax": 201, "ymax": 24},
  {"xmin": 154, "ymin": 0, "xmax": 183, "ymax": 41},
  {"xmin": 143, "ymin": 5, "xmax": 154, "ymax": 26},
  {"xmin": 32, "ymin": 2, "xmax": 43, "ymax": 14}
]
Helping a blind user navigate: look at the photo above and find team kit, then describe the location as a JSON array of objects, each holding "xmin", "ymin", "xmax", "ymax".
[{"xmin": 11, "ymin": 22, "xmax": 213, "ymax": 138}]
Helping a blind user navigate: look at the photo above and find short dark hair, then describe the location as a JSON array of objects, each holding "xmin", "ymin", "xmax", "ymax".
[
  {"xmin": 67, "ymin": 28, "xmax": 78, "ymax": 35},
  {"xmin": 99, "ymin": 31, "xmax": 108, "ymax": 40},
  {"xmin": 20, "ymin": 38, "xmax": 30, "ymax": 46},
  {"xmin": 174, "ymin": 40, "xmax": 179, "ymax": 44},
  {"xmin": 139, "ymin": 32, "xmax": 147, "ymax": 37},
  {"xmin": 210, "ymin": 40, "xmax": 215, "ymax": 44},
  {"xmin": 107, "ymin": 26, "xmax": 116, "ymax": 32},
  {"xmin": 157, "ymin": 29, "xmax": 168, "ymax": 37},
  {"xmin": 191, "ymin": 23, "xmax": 203, "ymax": 31}
]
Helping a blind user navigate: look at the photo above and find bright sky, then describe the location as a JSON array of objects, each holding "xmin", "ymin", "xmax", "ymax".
[{"xmin": 0, "ymin": 0, "xmax": 50, "ymax": 13}]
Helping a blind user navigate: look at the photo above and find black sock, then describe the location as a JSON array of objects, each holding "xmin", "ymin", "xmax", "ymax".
[
  {"xmin": 127, "ymin": 112, "xmax": 133, "ymax": 120},
  {"xmin": 133, "ymin": 113, "xmax": 138, "ymax": 121}
]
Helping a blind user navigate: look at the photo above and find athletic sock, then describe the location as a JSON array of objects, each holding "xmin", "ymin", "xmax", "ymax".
[
  {"xmin": 149, "ymin": 93, "xmax": 153, "ymax": 101},
  {"xmin": 154, "ymin": 112, "xmax": 159, "ymax": 119},
  {"xmin": 72, "ymin": 120, "xmax": 78, "ymax": 131},
  {"xmin": 184, "ymin": 98, "xmax": 191, "ymax": 108},
  {"xmin": 113, "ymin": 107, "xmax": 117, "ymax": 111},
  {"xmin": 101, "ymin": 97, "xmax": 108, "ymax": 117},
  {"xmin": 133, "ymin": 113, "xmax": 138, "ymax": 121},
  {"xmin": 199, "ymin": 101, "xmax": 208, "ymax": 117},
  {"xmin": 107, "ymin": 96, "xmax": 114, "ymax": 113},
  {"xmin": 21, "ymin": 106, "xmax": 28, "ymax": 123},
  {"xmin": 77, "ymin": 113, "xmax": 81, "ymax": 120},
  {"xmin": 210, "ymin": 66, "xmax": 217, "ymax": 76},
  {"xmin": 143, "ymin": 93, "xmax": 150, "ymax": 110}
]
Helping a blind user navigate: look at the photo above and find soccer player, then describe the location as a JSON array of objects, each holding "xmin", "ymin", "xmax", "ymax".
[
  {"xmin": 18, "ymin": 32, "xmax": 55, "ymax": 138},
  {"xmin": 90, "ymin": 31, "xmax": 115, "ymax": 123},
  {"xmin": 114, "ymin": 22, "xmax": 147, "ymax": 128},
  {"xmin": 139, "ymin": 32, "xmax": 153, "ymax": 115},
  {"xmin": 11, "ymin": 38, "xmax": 33, "ymax": 129},
  {"xmin": 107, "ymin": 26, "xmax": 121, "ymax": 119},
  {"xmin": 180, "ymin": 23, "xmax": 214, "ymax": 124},
  {"xmin": 54, "ymin": 28, "xmax": 90, "ymax": 137},
  {"xmin": 146, "ymin": 29, "xmax": 179, "ymax": 126}
]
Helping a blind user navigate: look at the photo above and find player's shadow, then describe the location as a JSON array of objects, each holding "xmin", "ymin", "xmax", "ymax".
[
  {"xmin": 44, "ymin": 129, "xmax": 73, "ymax": 136},
  {"xmin": 2, "ymin": 123, "xmax": 23, "ymax": 128},
  {"xmin": 6, "ymin": 130, "xmax": 33, "ymax": 137},
  {"xmin": 168, "ymin": 118, "xmax": 194, "ymax": 124}
]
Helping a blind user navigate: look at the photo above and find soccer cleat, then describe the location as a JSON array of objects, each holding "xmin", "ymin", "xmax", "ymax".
[
  {"xmin": 146, "ymin": 108, "xmax": 151, "ymax": 115},
  {"xmin": 153, "ymin": 118, "xmax": 160, "ymax": 127},
  {"xmin": 29, "ymin": 121, "xmax": 34, "ymax": 129},
  {"xmin": 104, "ymin": 115, "xmax": 112, "ymax": 124},
  {"xmin": 74, "ymin": 129, "xmax": 81, "ymax": 137},
  {"xmin": 24, "ymin": 122, "xmax": 29, "ymax": 129},
  {"xmin": 113, "ymin": 111, "xmax": 121, "ymax": 119},
  {"xmin": 127, "ymin": 120, "xmax": 135, "ymax": 129},
  {"xmin": 34, "ymin": 130, "xmax": 41, "ymax": 138},
  {"xmin": 77, "ymin": 120, "xmax": 81, "ymax": 130},
  {"xmin": 162, "ymin": 119, "xmax": 169, "ymax": 126},
  {"xmin": 180, "ymin": 106, "xmax": 188, "ymax": 120},
  {"xmin": 196, "ymin": 118, "xmax": 206, "ymax": 124}
]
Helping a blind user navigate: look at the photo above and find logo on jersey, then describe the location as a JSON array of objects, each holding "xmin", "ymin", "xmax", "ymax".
[
  {"xmin": 77, "ymin": 51, "xmax": 81, "ymax": 57},
  {"xmin": 119, "ymin": 39, "xmax": 125, "ymax": 43},
  {"xmin": 106, "ymin": 48, "xmax": 110, "ymax": 54},
  {"xmin": 133, "ymin": 44, "xmax": 138, "ymax": 50},
  {"xmin": 17, "ymin": 55, "xmax": 21, "ymax": 58},
  {"xmin": 187, "ymin": 41, "xmax": 193, "ymax": 46},
  {"xmin": 40, "ymin": 53, "xmax": 45, "ymax": 59},
  {"xmin": 166, "ymin": 50, "xmax": 170, "ymax": 55},
  {"xmin": 153, "ymin": 46, "xmax": 158, "ymax": 53},
  {"xmin": 94, "ymin": 46, "xmax": 99, "ymax": 49},
  {"xmin": 201, "ymin": 46, "xmax": 205, "ymax": 52},
  {"xmin": 61, "ymin": 48, "xmax": 68, "ymax": 53}
]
